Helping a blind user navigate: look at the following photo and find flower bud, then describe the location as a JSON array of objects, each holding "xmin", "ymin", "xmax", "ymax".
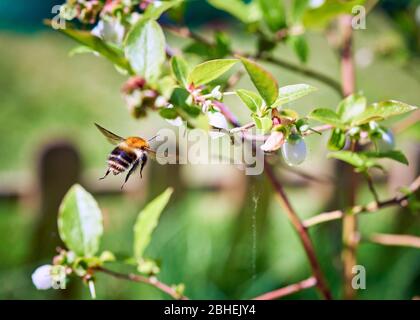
[
  {"xmin": 261, "ymin": 131, "xmax": 285, "ymax": 152},
  {"xmin": 208, "ymin": 111, "xmax": 228, "ymax": 139},
  {"xmin": 91, "ymin": 17, "xmax": 125, "ymax": 45},
  {"xmin": 210, "ymin": 85, "xmax": 223, "ymax": 100},
  {"xmin": 32, "ymin": 265, "xmax": 53, "ymax": 290},
  {"xmin": 281, "ymin": 135, "xmax": 307, "ymax": 166}
]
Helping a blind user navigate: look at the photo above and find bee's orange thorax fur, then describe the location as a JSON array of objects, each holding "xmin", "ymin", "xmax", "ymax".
[{"xmin": 124, "ymin": 136, "xmax": 149, "ymax": 149}]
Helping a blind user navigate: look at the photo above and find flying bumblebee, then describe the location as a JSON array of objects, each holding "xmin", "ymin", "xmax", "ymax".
[{"xmin": 95, "ymin": 123, "xmax": 157, "ymax": 189}]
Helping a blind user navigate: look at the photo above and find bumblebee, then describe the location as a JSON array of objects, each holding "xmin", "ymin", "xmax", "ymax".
[{"xmin": 95, "ymin": 123, "xmax": 156, "ymax": 188}]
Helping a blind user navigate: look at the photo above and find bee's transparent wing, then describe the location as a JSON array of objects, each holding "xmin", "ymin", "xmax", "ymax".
[{"xmin": 95, "ymin": 123, "xmax": 124, "ymax": 145}]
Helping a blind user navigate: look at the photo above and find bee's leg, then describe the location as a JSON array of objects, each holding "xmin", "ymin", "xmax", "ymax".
[
  {"xmin": 121, "ymin": 159, "xmax": 139, "ymax": 189},
  {"xmin": 99, "ymin": 168, "xmax": 111, "ymax": 180},
  {"xmin": 139, "ymin": 152, "xmax": 148, "ymax": 178}
]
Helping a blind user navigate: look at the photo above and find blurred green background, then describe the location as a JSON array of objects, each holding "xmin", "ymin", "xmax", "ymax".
[{"xmin": 0, "ymin": 0, "xmax": 419, "ymax": 299}]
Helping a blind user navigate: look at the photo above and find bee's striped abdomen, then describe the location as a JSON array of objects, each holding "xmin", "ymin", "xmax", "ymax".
[{"xmin": 107, "ymin": 147, "xmax": 137, "ymax": 175}]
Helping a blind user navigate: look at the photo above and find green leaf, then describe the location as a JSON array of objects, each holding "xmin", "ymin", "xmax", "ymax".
[
  {"xmin": 272, "ymin": 84, "xmax": 317, "ymax": 108},
  {"xmin": 125, "ymin": 19, "xmax": 166, "ymax": 82},
  {"xmin": 57, "ymin": 28, "xmax": 130, "ymax": 71},
  {"xmin": 328, "ymin": 128, "xmax": 346, "ymax": 151},
  {"xmin": 303, "ymin": 0, "xmax": 366, "ymax": 29},
  {"xmin": 187, "ymin": 59, "xmax": 238, "ymax": 86},
  {"xmin": 171, "ymin": 56, "xmax": 189, "ymax": 87},
  {"xmin": 134, "ymin": 188, "xmax": 173, "ymax": 260},
  {"xmin": 207, "ymin": 0, "xmax": 261, "ymax": 24},
  {"xmin": 159, "ymin": 108, "xmax": 179, "ymax": 119},
  {"xmin": 328, "ymin": 151, "xmax": 381, "ymax": 171},
  {"xmin": 236, "ymin": 89, "xmax": 264, "ymax": 112},
  {"xmin": 292, "ymin": 0, "xmax": 309, "ymax": 22},
  {"xmin": 239, "ymin": 56, "xmax": 279, "ymax": 106},
  {"xmin": 143, "ymin": 0, "xmax": 182, "ymax": 20},
  {"xmin": 337, "ymin": 93, "xmax": 367, "ymax": 124},
  {"xmin": 308, "ymin": 108, "xmax": 345, "ymax": 128},
  {"xmin": 328, "ymin": 151, "xmax": 366, "ymax": 168},
  {"xmin": 58, "ymin": 184, "xmax": 103, "ymax": 257},
  {"xmin": 252, "ymin": 115, "xmax": 272, "ymax": 133},
  {"xmin": 289, "ymin": 35, "xmax": 309, "ymax": 64},
  {"xmin": 169, "ymin": 87, "xmax": 201, "ymax": 117},
  {"xmin": 351, "ymin": 100, "xmax": 418, "ymax": 126},
  {"xmin": 257, "ymin": 0, "xmax": 286, "ymax": 32},
  {"xmin": 362, "ymin": 150, "xmax": 409, "ymax": 165}
]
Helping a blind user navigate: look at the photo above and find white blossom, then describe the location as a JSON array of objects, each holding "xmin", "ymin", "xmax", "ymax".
[
  {"xmin": 210, "ymin": 85, "xmax": 223, "ymax": 100},
  {"xmin": 32, "ymin": 265, "xmax": 53, "ymax": 290},
  {"xmin": 91, "ymin": 18, "xmax": 125, "ymax": 45},
  {"xmin": 208, "ymin": 111, "xmax": 228, "ymax": 139},
  {"xmin": 261, "ymin": 131, "xmax": 285, "ymax": 152}
]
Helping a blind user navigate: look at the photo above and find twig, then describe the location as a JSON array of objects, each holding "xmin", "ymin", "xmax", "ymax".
[
  {"xmin": 339, "ymin": 14, "xmax": 357, "ymax": 300},
  {"xmin": 364, "ymin": 173, "xmax": 380, "ymax": 203},
  {"xmin": 217, "ymin": 99, "xmax": 333, "ymax": 300},
  {"xmin": 95, "ymin": 267, "xmax": 188, "ymax": 300},
  {"xmin": 259, "ymin": 55, "xmax": 342, "ymax": 95},
  {"xmin": 264, "ymin": 162, "xmax": 333, "ymax": 300},
  {"xmin": 163, "ymin": 24, "xmax": 342, "ymax": 95},
  {"xmin": 303, "ymin": 175, "xmax": 420, "ymax": 228},
  {"xmin": 253, "ymin": 277, "xmax": 317, "ymax": 300},
  {"xmin": 365, "ymin": 233, "xmax": 420, "ymax": 249}
]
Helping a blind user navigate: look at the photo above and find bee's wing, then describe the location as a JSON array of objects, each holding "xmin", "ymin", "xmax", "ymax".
[{"xmin": 95, "ymin": 123, "xmax": 124, "ymax": 145}]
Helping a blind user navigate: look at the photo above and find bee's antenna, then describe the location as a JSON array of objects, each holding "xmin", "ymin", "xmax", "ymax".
[{"xmin": 148, "ymin": 135, "xmax": 159, "ymax": 142}]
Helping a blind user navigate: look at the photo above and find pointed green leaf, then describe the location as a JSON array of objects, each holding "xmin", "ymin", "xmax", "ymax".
[
  {"xmin": 143, "ymin": 0, "xmax": 183, "ymax": 20},
  {"xmin": 328, "ymin": 151, "xmax": 366, "ymax": 168},
  {"xmin": 236, "ymin": 89, "xmax": 264, "ymax": 112},
  {"xmin": 289, "ymin": 35, "xmax": 309, "ymax": 63},
  {"xmin": 362, "ymin": 150, "xmax": 409, "ymax": 165},
  {"xmin": 257, "ymin": 0, "xmax": 286, "ymax": 32},
  {"xmin": 187, "ymin": 59, "xmax": 238, "ymax": 86},
  {"xmin": 134, "ymin": 188, "xmax": 173, "ymax": 260},
  {"xmin": 337, "ymin": 93, "xmax": 367, "ymax": 124},
  {"xmin": 171, "ymin": 56, "xmax": 189, "ymax": 87},
  {"xmin": 125, "ymin": 19, "xmax": 166, "ymax": 82},
  {"xmin": 58, "ymin": 184, "xmax": 103, "ymax": 257},
  {"xmin": 252, "ymin": 115, "xmax": 272, "ymax": 133},
  {"xmin": 57, "ymin": 28, "xmax": 130, "ymax": 71},
  {"xmin": 207, "ymin": 0, "xmax": 261, "ymax": 24},
  {"xmin": 351, "ymin": 100, "xmax": 418, "ymax": 126},
  {"xmin": 292, "ymin": 0, "xmax": 309, "ymax": 22},
  {"xmin": 272, "ymin": 84, "xmax": 317, "ymax": 108},
  {"xmin": 308, "ymin": 108, "xmax": 345, "ymax": 128},
  {"xmin": 239, "ymin": 56, "xmax": 279, "ymax": 106}
]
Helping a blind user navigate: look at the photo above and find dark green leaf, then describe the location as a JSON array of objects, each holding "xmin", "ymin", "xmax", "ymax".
[
  {"xmin": 125, "ymin": 19, "xmax": 166, "ymax": 82},
  {"xmin": 239, "ymin": 56, "xmax": 279, "ymax": 106},
  {"xmin": 258, "ymin": 0, "xmax": 286, "ymax": 32},
  {"xmin": 169, "ymin": 87, "xmax": 201, "ymax": 117},
  {"xmin": 58, "ymin": 184, "xmax": 103, "ymax": 257},
  {"xmin": 207, "ymin": 0, "xmax": 261, "ymax": 24},
  {"xmin": 171, "ymin": 56, "xmax": 189, "ymax": 87},
  {"xmin": 289, "ymin": 35, "xmax": 309, "ymax": 63},
  {"xmin": 134, "ymin": 188, "xmax": 173, "ymax": 260},
  {"xmin": 308, "ymin": 108, "xmax": 345, "ymax": 128},
  {"xmin": 362, "ymin": 150, "xmax": 409, "ymax": 165},
  {"xmin": 187, "ymin": 59, "xmax": 238, "ymax": 86},
  {"xmin": 236, "ymin": 89, "xmax": 264, "ymax": 112},
  {"xmin": 159, "ymin": 108, "xmax": 179, "ymax": 119},
  {"xmin": 328, "ymin": 128, "xmax": 346, "ymax": 151},
  {"xmin": 351, "ymin": 100, "xmax": 418, "ymax": 126}
]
